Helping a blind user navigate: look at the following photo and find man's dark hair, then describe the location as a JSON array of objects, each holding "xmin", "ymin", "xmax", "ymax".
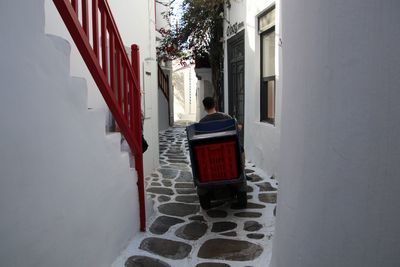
[{"xmin": 202, "ymin": 97, "xmax": 215, "ymax": 110}]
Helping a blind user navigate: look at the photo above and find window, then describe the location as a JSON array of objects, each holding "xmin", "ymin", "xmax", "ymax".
[{"xmin": 259, "ymin": 6, "xmax": 276, "ymax": 124}]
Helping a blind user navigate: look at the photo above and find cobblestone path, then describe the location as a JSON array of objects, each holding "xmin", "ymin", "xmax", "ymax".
[{"xmin": 112, "ymin": 127, "xmax": 277, "ymax": 267}]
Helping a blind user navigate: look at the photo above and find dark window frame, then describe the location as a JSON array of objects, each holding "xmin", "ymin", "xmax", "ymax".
[{"xmin": 259, "ymin": 6, "xmax": 276, "ymax": 125}]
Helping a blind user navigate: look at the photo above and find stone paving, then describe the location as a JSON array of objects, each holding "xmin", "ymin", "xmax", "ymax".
[{"xmin": 112, "ymin": 126, "xmax": 278, "ymax": 267}]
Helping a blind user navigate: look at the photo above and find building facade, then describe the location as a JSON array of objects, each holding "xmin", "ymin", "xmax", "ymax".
[
  {"xmin": 156, "ymin": 0, "xmax": 174, "ymax": 130},
  {"xmin": 225, "ymin": 1, "xmax": 400, "ymax": 266},
  {"xmin": 271, "ymin": 1, "xmax": 400, "ymax": 266},
  {"xmin": 224, "ymin": 0, "xmax": 281, "ymax": 175},
  {"xmin": 173, "ymin": 62, "xmax": 197, "ymax": 122}
]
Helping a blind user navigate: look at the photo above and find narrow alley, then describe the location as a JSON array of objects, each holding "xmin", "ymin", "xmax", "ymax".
[
  {"xmin": 112, "ymin": 125, "xmax": 278, "ymax": 267},
  {"xmin": 2, "ymin": 1, "xmax": 399, "ymax": 266}
]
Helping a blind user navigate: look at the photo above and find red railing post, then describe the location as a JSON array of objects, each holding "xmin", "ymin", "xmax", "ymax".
[
  {"xmin": 82, "ymin": 0, "xmax": 89, "ymax": 35},
  {"xmin": 101, "ymin": 8, "xmax": 108, "ymax": 78},
  {"xmin": 71, "ymin": 0, "xmax": 78, "ymax": 12},
  {"xmin": 131, "ymin": 44, "xmax": 145, "ymax": 232},
  {"xmin": 92, "ymin": 0, "xmax": 99, "ymax": 56}
]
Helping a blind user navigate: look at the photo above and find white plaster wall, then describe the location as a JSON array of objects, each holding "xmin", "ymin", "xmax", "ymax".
[
  {"xmin": 156, "ymin": 1, "xmax": 174, "ymax": 125},
  {"xmin": 116, "ymin": 0, "xmax": 159, "ymax": 175},
  {"xmin": 141, "ymin": 59, "xmax": 160, "ymax": 175},
  {"xmin": 195, "ymin": 68, "xmax": 213, "ymax": 121},
  {"xmin": 173, "ymin": 65, "xmax": 185, "ymax": 121},
  {"xmin": 90, "ymin": 0, "xmax": 160, "ymax": 176},
  {"xmin": 184, "ymin": 69, "xmax": 190, "ymax": 114},
  {"xmin": 182, "ymin": 65, "xmax": 197, "ymax": 120},
  {"xmin": 189, "ymin": 66, "xmax": 198, "ymax": 115},
  {"xmin": 0, "ymin": 1, "xmax": 139, "ymax": 266},
  {"xmin": 155, "ymin": 0, "xmax": 170, "ymax": 33},
  {"xmin": 45, "ymin": 0, "xmax": 104, "ymax": 109},
  {"xmin": 173, "ymin": 64, "xmax": 197, "ymax": 122},
  {"xmin": 224, "ymin": 0, "xmax": 281, "ymax": 175},
  {"xmin": 271, "ymin": 1, "xmax": 400, "ymax": 266}
]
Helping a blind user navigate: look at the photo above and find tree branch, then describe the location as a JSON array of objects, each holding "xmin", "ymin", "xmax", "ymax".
[{"xmin": 155, "ymin": 0, "xmax": 176, "ymax": 7}]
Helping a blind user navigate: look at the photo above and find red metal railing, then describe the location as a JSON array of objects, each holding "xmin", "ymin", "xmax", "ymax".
[{"xmin": 52, "ymin": 0, "xmax": 146, "ymax": 231}]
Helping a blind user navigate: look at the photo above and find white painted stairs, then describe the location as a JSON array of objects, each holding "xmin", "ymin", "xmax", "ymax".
[{"xmin": 0, "ymin": 3, "xmax": 148, "ymax": 265}]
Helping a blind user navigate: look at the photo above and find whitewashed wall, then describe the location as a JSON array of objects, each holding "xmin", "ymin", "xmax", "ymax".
[
  {"xmin": 0, "ymin": 1, "xmax": 139, "ymax": 266},
  {"xmin": 45, "ymin": 0, "xmax": 104, "ymax": 109},
  {"xmin": 188, "ymin": 65, "xmax": 198, "ymax": 115},
  {"xmin": 155, "ymin": 0, "xmax": 170, "ymax": 37},
  {"xmin": 156, "ymin": 1, "xmax": 174, "ymax": 127},
  {"xmin": 45, "ymin": 0, "xmax": 160, "ymax": 175},
  {"xmin": 109, "ymin": 0, "xmax": 160, "ymax": 174},
  {"xmin": 224, "ymin": 0, "xmax": 281, "ymax": 176},
  {"xmin": 173, "ymin": 64, "xmax": 197, "ymax": 122},
  {"xmin": 195, "ymin": 68, "xmax": 213, "ymax": 122},
  {"xmin": 271, "ymin": 1, "xmax": 400, "ymax": 266}
]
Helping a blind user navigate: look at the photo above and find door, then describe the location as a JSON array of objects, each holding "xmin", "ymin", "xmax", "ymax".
[{"xmin": 228, "ymin": 31, "xmax": 245, "ymax": 144}]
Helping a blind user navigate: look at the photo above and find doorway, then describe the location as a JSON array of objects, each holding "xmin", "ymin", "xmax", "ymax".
[{"xmin": 228, "ymin": 30, "xmax": 245, "ymax": 144}]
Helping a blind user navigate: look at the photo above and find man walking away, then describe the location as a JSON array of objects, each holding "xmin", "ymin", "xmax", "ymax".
[{"xmin": 200, "ymin": 97, "xmax": 232, "ymax": 122}]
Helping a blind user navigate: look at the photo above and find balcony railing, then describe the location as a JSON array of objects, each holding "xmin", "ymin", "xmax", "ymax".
[
  {"xmin": 158, "ymin": 64, "xmax": 169, "ymax": 100},
  {"xmin": 158, "ymin": 64, "xmax": 171, "ymax": 125}
]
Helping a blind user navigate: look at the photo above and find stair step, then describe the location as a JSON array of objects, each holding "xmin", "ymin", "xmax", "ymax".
[
  {"xmin": 106, "ymin": 132, "xmax": 122, "ymax": 147},
  {"xmin": 121, "ymin": 151, "xmax": 133, "ymax": 168},
  {"xmin": 105, "ymin": 132, "xmax": 122, "ymax": 155},
  {"xmin": 87, "ymin": 108, "xmax": 106, "ymax": 136},
  {"xmin": 46, "ymin": 22, "xmax": 136, "ymax": 184},
  {"xmin": 46, "ymin": 34, "xmax": 71, "ymax": 77},
  {"xmin": 68, "ymin": 77, "xmax": 88, "ymax": 111}
]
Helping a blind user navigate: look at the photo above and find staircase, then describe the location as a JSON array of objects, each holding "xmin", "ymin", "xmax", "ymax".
[
  {"xmin": 51, "ymin": 0, "xmax": 146, "ymax": 231},
  {"xmin": 0, "ymin": 1, "xmax": 145, "ymax": 266}
]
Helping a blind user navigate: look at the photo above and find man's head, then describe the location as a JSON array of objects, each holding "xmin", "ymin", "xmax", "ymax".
[{"xmin": 202, "ymin": 97, "xmax": 216, "ymax": 113}]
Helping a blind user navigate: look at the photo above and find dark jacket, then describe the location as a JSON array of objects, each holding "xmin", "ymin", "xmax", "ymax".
[{"xmin": 199, "ymin": 112, "xmax": 232, "ymax": 123}]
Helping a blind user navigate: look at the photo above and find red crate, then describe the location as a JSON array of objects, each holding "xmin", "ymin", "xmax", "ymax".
[{"xmin": 194, "ymin": 141, "xmax": 239, "ymax": 182}]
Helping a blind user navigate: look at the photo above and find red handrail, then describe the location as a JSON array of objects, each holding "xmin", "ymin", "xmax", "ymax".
[{"xmin": 52, "ymin": 0, "xmax": 146, "ymax": 231}]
